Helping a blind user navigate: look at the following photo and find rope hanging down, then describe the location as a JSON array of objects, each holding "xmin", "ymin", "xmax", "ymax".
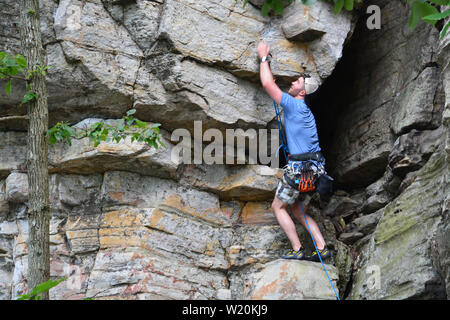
[
  {"xmin": 273, "ymin": 100, "xmax": 340, "ymax": 301},
  {"xmin": 273, "ymin": 101, "xmax": 289, "ymax": 160}
]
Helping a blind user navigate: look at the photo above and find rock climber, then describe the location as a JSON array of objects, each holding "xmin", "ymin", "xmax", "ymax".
[{"xmin": 257, "ymin": 39, "xmax": 331, "ymax": 262}]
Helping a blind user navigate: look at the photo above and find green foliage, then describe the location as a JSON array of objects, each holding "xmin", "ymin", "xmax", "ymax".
[
  {"xmin": 0, "ymin": 51, "xmax": 51, "ymax": 104},
  {"xmin": 0, "ymin": 52, "xmax": 27, "ymax": 96},
  {"xmin": 1, "ymin": 51, "xmax": 164, "ymax": 151},
  {"xmin": 408, "ymin": 0, "xmax": 450, "ymax": 39},
  {"xmin": 236, "ymin": 0, "xmax": 361, "ymax": 16},
  {"xmin": 46, "ymin": 109, "xmax": 166, "ymax": 150},
  {"xmin": 16, "ymin": 278, "xmax": 66, "ymax": 300}
]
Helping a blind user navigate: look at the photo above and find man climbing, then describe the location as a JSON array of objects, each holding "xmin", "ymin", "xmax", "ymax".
[{"xmin": 257, "ymin": 40, "xmax": 331, "ymax": 262}]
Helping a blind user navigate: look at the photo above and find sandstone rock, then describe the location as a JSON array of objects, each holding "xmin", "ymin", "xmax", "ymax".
[
  {"xmin": 0, "ymin": 132, "xmax": 27, "ymax": 179},
  {"xmin": 435, "ymin": 12, "xmax": 450, "ymax": 298},
  {"xmin": 338, "ymin": 232, "xmax": 364, "ymax": 245},
  {"xmin": 0, "ymin": 120, "xmax": 178, "ymax": 179},
  {"xmin": 179, "ymin": 164, "xmax": 282, "ymax": 201},
  {"xmin": 349, "ymin": 151, "xmax": 448, "ymax": 299},
  {"xmin": 281, "ymin": 0, "xmax": 354, "ymax": 80},
  {"xmin": 136, "ymin": 53, "xmax": 275, "ymax": 130},
  {"xmin": 239, "ymin": 201, "xmax": 277, "ymax": 225},
  {"xmin": 102, "ymin": 0, "xmax": 163, "ymax": 51},
  {"xmin": 244, "ymin": 259, "xmax": 339, "ymax": 300},
  {"xmin": 157, "ymin": 0, "xmax": 354, "ymax": 83},
  {"xmin": 330, "ymin": 105, "xmax": 394, "ymax": 187},
  {"xmin": 49, "ymin": 119, "xmax": 179, "ymax": 179},
  {"xmin": 345, "ymin": 208, "xmax": 384, "ymax": 237},
  {"xmin": 391, "ymin": 67, "xmax": 443, "ymax": 135},
  {"xmin": 5, "ymin": 172, "xmax": 28, "ymax": 204},
  {"xmin": 0, "ymin": 180, "xmax": 8, "ymax": 219},
  {"xmin": 334, "ymin": 240, "xmax": 352, "ymax": 298},
  {"xmin": 388, "ymin": 127, "xmax": 444, "ymax": 178},
  {"xmin": 99, "ymin": 207, "xmax": 232, "ymax": 271},
  {"xmin": 362, "ymin": 168, "xmax": 401, "ymax": 214},
  {"xmin": 227, "ymin": 225, "xmax": 292, "ymax": 269},
  {"xmin": 86, "ymin": 247, "xmax": 229, "ymax": 299},
  {"xmin": 101, "ymin": 171, "xmax": 231, "ymax": 227},
  {"xmin": 322, "ymin": 192, "xmax": 362, "ymax": 218},
  {"xmin": 328, "ymin": 0, "xmax": 440, "ymax": 188}
]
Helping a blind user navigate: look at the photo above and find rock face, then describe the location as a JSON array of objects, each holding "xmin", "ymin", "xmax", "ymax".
[
  {"xmin": 318, "ymin": 0, "xmax": 449, "ymax": 299},
  {"xmin": 0, "ymin": 0, "xmax": 449, "ymax": 300},
  {"xmin": 245, "ymin": 260, "xmax": 338, "ymax": 300}
]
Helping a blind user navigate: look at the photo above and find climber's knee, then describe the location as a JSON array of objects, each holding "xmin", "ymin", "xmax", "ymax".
[{"xmin": 271, "ymin": 196, "xmax": 287, "ymax": 212}]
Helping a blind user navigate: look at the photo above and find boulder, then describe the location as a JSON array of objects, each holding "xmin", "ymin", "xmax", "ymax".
[
  {"xmin": 244, "ymin": 259, "xmax": 339, "ymax": 300},
  {"xmin": 5, "ymin": 172, "xmax": 28, "ymax": 204},
  {"xmin": 179, "ymin": 164, "xmax": 282, "ymax": 201}
]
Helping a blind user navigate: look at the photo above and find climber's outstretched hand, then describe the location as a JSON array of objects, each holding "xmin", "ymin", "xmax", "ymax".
[{"xmin": 257, "ymin": 40, "xmax": 270, "ymax": 59}]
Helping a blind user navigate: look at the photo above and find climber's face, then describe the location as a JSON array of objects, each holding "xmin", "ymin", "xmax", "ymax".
[{"xmin": 288, "ymin": 76, "xmax": 306, "ymax": 97}]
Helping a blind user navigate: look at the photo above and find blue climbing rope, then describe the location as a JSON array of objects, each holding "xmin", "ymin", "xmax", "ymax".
[
  {"xmin": 299, "ymin": 201, "xmax": 340, "ymax": 300},
  {"xmin": 273, "ymin": 100, "xmax": 340, "ymax": 300},
  {"xmin": 273, "ymin": 101, "xmax": 289, "ymax": 160}
]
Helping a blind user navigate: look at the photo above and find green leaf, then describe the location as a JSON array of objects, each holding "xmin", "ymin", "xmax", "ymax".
[
  {"xmin": 441, "ymin": 21, "xmax": 450, "ymax": 39},
  {"xmin": 126, "ymin": 109, "xmax": 136, "ymax": 116},
  {"xmin": 15, "ymin": 54, "xmax": 27, "ymax": 69},
  {"xmin": 302, "ymin": 0, "xmax": 317, "ymax": 6},
  {"xmin": 261, "ymin": 1, "xmax": 271, "ymax": 16},
  {"xmin": 409, "ymin": 0, "xmax": 440, "ymax": 29},
  {"xmin": 334, "ymin": 0, "xmax": 345, "ymax": 14},
  {"xmin": 422, "ymin": 9, "xmax": 450, "ymax": 21},
  {"xmin": 272, "ymin": 0, "xmax": 284, "ymax": 14},
  {"xmin": 16, "ymin": 293, "xmax": 32, "ymax": 300},
  {"xmin": 427, "ymin": 0, "xmax": 450, "ymax": 5},
  {"xmin": 21, "ymin": 91, "xmax": 37, "ymax": 105},
  {"xmin": 344, "ymin": 0, "xmax": 354, "ymax": 11},
  {"xmin": 135, "ymin": 119, "xmax": 147, "ymax": 129},
  {"xmin": 30, "ymin": 278, "xmax": 66, "ymax": 297},
  {"xmin": 5, "ymin": 79, "xmax": 11, "ymax": 95}
]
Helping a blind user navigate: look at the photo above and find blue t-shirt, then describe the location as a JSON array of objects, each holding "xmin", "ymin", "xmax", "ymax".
[{"xmin": 280, "ymin": 92, "xmax": 321, "ymax": 155}]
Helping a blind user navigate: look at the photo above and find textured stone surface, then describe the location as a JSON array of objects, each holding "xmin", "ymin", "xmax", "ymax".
[
  {"xmin": 244, "ymin": 259, "xmax": 338, "ymax": 300},
  {"xmin": 327, "ymin": 0, "xmax": 441, "ymax": 187},
  {"xmin": 0, "ymin": 132, "xmax": 27, "ymax": 179},
  {"xmin": 0, "ymin": 0, "xmax": 448, "ymax": 301},
  {"xmin": 388, "ymin": 127, "xmax": 443, "ymax": 178},
  {"xmin": 350, "ymin": 151, "xmax": 448, "ymax": 299},
  {"xmin": 1, "ymin": 0, "xmax": 355, "ymax": 131},
  {"xmin": 179, "ymin": 164, "xmax": 282, "ymax": 201}
]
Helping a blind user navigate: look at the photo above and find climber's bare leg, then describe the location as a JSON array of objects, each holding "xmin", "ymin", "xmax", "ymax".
[
  {"xmin": 290, "ymin": 201, "xmax": 326, "ymax": 250},
  {"xmin": 271, "ymin": 196, "xmax": 302, "ymax": 251}
]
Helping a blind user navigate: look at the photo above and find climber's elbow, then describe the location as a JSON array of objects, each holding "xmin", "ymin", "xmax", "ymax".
[{"xmin": 262, "ymin": 81, "xmax": 282, "ymax": 104}]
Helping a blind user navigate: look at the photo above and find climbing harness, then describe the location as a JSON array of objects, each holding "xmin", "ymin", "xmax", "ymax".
[{"xmin": 273, "ymin": 100, "xmax": 340, "ymax": 301}]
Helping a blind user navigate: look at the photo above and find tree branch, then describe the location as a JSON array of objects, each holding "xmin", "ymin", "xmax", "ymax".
[
  {"xmin": 0, "ymin": 115, "xmax": 29, "ymax": 122},
  {"xmin": 0, "ymin": 73, "xmax": 27, "ymax": 81}
]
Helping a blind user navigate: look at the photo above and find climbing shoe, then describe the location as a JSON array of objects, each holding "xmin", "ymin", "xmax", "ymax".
[
  {"xmin": 308, "ymin": 247, "xmax": 331, "ymax": 262},
  {"xmin": 281, "ymin": 248, "xmax": 306, "ymax": 260}
]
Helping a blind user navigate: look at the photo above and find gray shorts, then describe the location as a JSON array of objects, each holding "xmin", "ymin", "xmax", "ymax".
[
  {"xmin": 275, "ymin": 174, "xmax": 307, "ymax": 205},
  {"xmin": 275, "ymin": 160, "xmax": 325, "ymax": 205}
]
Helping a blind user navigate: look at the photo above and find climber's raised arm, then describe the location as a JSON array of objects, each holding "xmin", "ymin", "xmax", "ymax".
[{"xmin": 258, "ymin": 40, "xmax": 282, "ymax": 105}]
